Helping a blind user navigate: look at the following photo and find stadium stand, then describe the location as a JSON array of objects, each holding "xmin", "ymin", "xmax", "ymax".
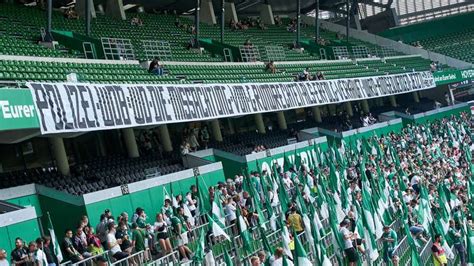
[
  {"xmin": 380, "ymin": 11, "xmax": 474, "ymax": 63},
  {"xmin": 0, "ymin": 154, "xmax": 184, "ymax": 195},
  {"xmin": 0, "ymin": 54, "xmax": 433, "ymax": 85},
  {"xmin": 0, "ymin": 1, "xmax": 473, "ymax": 266}
]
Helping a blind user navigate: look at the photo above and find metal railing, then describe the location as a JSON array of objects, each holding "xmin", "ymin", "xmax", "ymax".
[
  {"xmin": 420, "ymin": 238, "xmax": 433, "ymax": 264},
  {"xmin": 71, "ymin": 252, "xmax": 110, "ymax": 266},
  {"xmin": 110, "ymin": 249, "xmax": 151, "ymax": 266},
  {"xmin": 148, "ymin": 251, "xmax": 179, "ymax": 266}
]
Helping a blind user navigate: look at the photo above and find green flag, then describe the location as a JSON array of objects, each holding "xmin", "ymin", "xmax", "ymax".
[
  {"xmin": 46, "ymin": 212, "xmax": 63, "ymax": 263},
  {"xmin": 294, "ymin": 150, "xmax": 301, "ymax": 171},
  {"xmin": 206, "ymin": 214, "xmax": 230, "ymax": 242},
  {"xmin": 237, "ymin": 207, "xmax": 252, "ymax": 251},
  {"xmin": 196, "ymin": 175, "xmax": 210, "ymax": 215},
  {"xmin": 294, "ymin": 230, "xmax": 312, "ymax": 265},
  {"xmin": 193, "ymin": 229, "xmax": 205, "ymax": 263},
  {"xmin": 283, "ymin": 152, "xmax": 292, "ymax": 172},
  {"xmin": 224, "ymin": 252, "xmax": 234, "ymax": 266}
]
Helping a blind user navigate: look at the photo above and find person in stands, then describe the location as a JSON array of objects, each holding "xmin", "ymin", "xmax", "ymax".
[
  {"xmin": 265, "ymin": 61, "xmax": 276, "ymax": 74},
  {"xmin": 154, "ymin": 213, "xmax": 172, "ymax": 256},
  {"xmin": 382, "ymin": 225, "xmax": 398, "ymax": 265},
  {"xmin": 0, "ymin": 249, "xmax": 8, "ymax": 266},
  {"xmin": 448, "ymin": 220, "xmax": 466, "ymax": 266},
  {"xmin": 73, "ymin": 227, "xmax": 91, "ymax": 259},
  {"xmin": 339, "ymin": 219, "xmax": 358, "ymax": 266},
  {"xmin": 10, "ymin": 238, "xmax": 28, "ymax": 266},
  {"xmin": 61, "ymin": 229, "xmax": 82, "ymax": 263},
  {"xmin": 287, "ymin": 206, "xmax": 304, "ymax": 234},
  {"xmin": 171, "ymin": 207, "xmax": 193, "ymax": 262},
  {"xmin": 131, "ymin": 223, "xmax": 147, "ymax": 260},
  {"xmin": 107, "ymin": 223, "xmax": 129, "ymax": 261},
  {"xmin": 148, "ymin": 58, "xmax": 164, "ymax": 76},
  {"xmin": 432, "ymin": 234, "xmax": 448, "ymax": 266},
  {"xmin": 41, "ymin": 236, "xmax": 58, "ymax": 266},
  {"xmin": 271, "ymin": 247, "xmax": 293, "ymax": 266}
]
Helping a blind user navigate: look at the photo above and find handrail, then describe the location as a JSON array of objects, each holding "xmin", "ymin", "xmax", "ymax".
[
  {"xmin": 392, "ymin": 236, "xmax": 408, "ymax": 255},
  {"xmin": 419, "ymin": 238, "xmax": 433, "ymax": 263},
  {"xmin": 71, "ymin": 252, "xmax": 110, "ymax": 266},
  {"xmin": 148, "ymin": 251, "xmax": 179, "ymax": 266},
  {"xmin": 110, "ymin": 249, "xmax": 151, "ymax": 266}
]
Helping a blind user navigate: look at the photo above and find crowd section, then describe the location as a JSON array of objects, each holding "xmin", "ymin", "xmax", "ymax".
[{"xmin": 1, "ymin": 113, "xmax": 474, "ymax": 266}]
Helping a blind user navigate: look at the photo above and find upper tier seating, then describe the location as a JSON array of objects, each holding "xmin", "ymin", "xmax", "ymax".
[
  {"xmin": 416, "ymin": 28, "xmax": 474, "ymax": 63},
  {"xmin": 0, "ymin": 55, "xmax": 432, "ymax": 85},
  {"xmin": 379, "ymin": 12, "xmax": 474, "ymax": 63},
  {"xmin": 0, "ymin": 3, "xmax": 220, "ymax": 61},
  {"xmin": 0, "ymin": 3, "xmax": 408, "ymax": 63}
]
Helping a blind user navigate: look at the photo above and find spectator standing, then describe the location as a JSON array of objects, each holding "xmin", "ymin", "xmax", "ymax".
[
  {"xmin": 448, "ymin": 220, "xmax": 466, "ymax": 266},
  {"xmin": 26, "ymin": 242, "xmax": 40, "ymax": 265},
  {"xmin": 171, "ymin": 207, "xmax": 193, "ymax": 262},
  {"xmin": 0, "ymin": 249, "xmax": 8, "ymax": 266},
  {"xmin": 382, "ymin": 225, "xmax": 398, "ymax": 265},
  {"xmin": 187, "ymin": 129, "xmax": 200, "ymax": 152},
  {"xmin": 96, "ymin": 214, "xmax": 108, "ymax": 249},
  {"xmin": 115, "ymin": 222, "xmax": 132, "ymax": 254},
  {"xmin": 339, "ymin": 220, "xmax": 358, "ymax": 266},
  {"xmin": 185, "ymin": 192, "xmax": 197, "ymax": 217},
  {"xmin": 200, "ymin": 126, "xmax": 210, "ymax": 149},
  {"xmin": 42, "ymin": 236, "xmax": 58, "ymax": 266},
  {"xmin": 131, "ymin": 223, "xmax": 147, "ymax": 258},
  {"xmin": 161, "ymin": 199, "xmax": 174, "ymax": 220},
  {"xmin": 287, "ymin": 207, "xmax": 304, "ymax": 234},
  {"xmin": 432, "ymin": 234, "xmax": 448, "ymax": 266},
  {"xmin": 271, "ymin": 247, "xmax": 293, "ymax": 266},
  {"xmin": 10, "ymin": 238, "xmax": 28, "ymax": 266},
  {"xmin": 154, "ymin": 213, "xmax": 172, "ymax": 255}
]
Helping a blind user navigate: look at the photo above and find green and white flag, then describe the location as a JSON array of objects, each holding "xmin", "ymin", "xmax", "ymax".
[
  {"xmin": 224, "ymin": 252, "xmax": 234, "ymax": 266},
  {"xmin": 361, "ymin": 189, "xmax": 380, "ymax": 261},
  {"xmin": 193, "ymin": 229, "xmax": 205, "ymax": 263},
  {"xmin": 294, "ymin": 231, "xmax": 312, "ymax": 265},
  {"xmin": 282, "ymin": 224, "xmax": 294, "ymax": 260},
  {"xmin": 237, "ymin": 207, "xmax": 252, "ymax": 250},
  {"xmin": 46, "ymin": 212, "xmax": 63, "ymax": 263},
  {"xmin": 206, "ymin": 214, "xmax": 230, "ymax": 241},
  {"xmin": 196, "ymin": 175, "xmax": 211, "ymax": 215},
  {"xmin": 212, "ymin": 191, "xmax": 225, "ymax": 225}
]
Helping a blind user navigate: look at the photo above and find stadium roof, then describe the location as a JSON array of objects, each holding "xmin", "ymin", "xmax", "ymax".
[
  {"xmin": 130, "ymin": 0, "xmax": 349, "ymax": 15},
  {"xmin": 53, "ymin": 0, "xmax": 353, "ymax": 15}
]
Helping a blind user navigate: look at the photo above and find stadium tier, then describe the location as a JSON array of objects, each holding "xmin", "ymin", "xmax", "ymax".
[
  {"xmin": 0, "ymin": 55, "xmax": 433, "ymax": 84},
  {"xmin": 380, "ymin": 11, "xmax": 474, "ymax": 64},
  {"xmin": 0, "ymin": 154, "xmax": 184, "ymax": 195},
  {"xmin": 0, "ymin": 1, "xmax": 473, "ymax": 266}
]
